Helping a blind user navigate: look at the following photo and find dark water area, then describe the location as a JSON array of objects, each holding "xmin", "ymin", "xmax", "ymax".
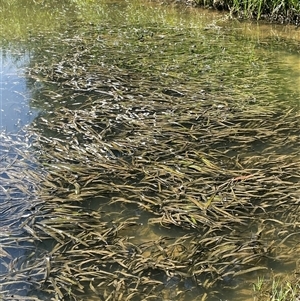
[{"xmin": 0, "ymin": 1, "xmax": 300, "ymax": 301}]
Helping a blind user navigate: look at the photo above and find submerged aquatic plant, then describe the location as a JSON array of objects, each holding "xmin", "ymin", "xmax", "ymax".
[{"xmin": 1, "ymin": 77, "xmax": 299, "ymax": 301}]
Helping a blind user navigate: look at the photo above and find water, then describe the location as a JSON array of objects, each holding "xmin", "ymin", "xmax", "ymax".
[
  {"xmin": 0, "ymin": 1, "xmax": 299, "ymax": 301},
  {"xmin": 0, "ymin": 51, "xmax": 38, "ymax": 132}
]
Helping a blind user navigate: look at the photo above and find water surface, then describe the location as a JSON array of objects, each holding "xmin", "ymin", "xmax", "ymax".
[{"xmin": 0, "ymin": 1, "xmax": 299, "ymax": 301}]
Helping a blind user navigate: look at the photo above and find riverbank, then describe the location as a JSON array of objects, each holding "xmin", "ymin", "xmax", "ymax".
[{"xmin": 179, "ymin": 0, "xmax": 300, "ymax": 25}]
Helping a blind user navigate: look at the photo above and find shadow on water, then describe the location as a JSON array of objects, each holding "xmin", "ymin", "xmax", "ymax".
[{"xmin": 0, "ymin": 1, "xmax": 300, "ymax": 301}]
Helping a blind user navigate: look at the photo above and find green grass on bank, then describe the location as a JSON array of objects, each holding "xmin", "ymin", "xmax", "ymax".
[
  {"xmin": 253, "ymin": 273, "xmax": 300, "ymax": 301},
  {"xmin": 194, "ymin": 0, "xmax": 300, "ymax": 23}
]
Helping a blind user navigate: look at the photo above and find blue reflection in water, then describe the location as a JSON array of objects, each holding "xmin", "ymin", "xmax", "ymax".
[{"xmin": 0, "ymin": 50, "xmax": 37, "ymax": 132}]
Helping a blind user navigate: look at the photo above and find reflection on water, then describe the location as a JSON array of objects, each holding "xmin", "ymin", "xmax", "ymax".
[
  {"xmin": 0, "ymin": 1, "xmax": 299, "ymax": 301},
  {"xmin": 0, "ymin": 51, "xmax": 38, "ymax": 132}
]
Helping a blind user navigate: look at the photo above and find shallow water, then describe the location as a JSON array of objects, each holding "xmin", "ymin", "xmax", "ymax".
[
  {"xmin": 0, "ymin": 1, "xmax": 299, "ymax": 301},
  {"xmin": 0, "ymin": 51, "xmax": 38, "ymax": 132}
]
